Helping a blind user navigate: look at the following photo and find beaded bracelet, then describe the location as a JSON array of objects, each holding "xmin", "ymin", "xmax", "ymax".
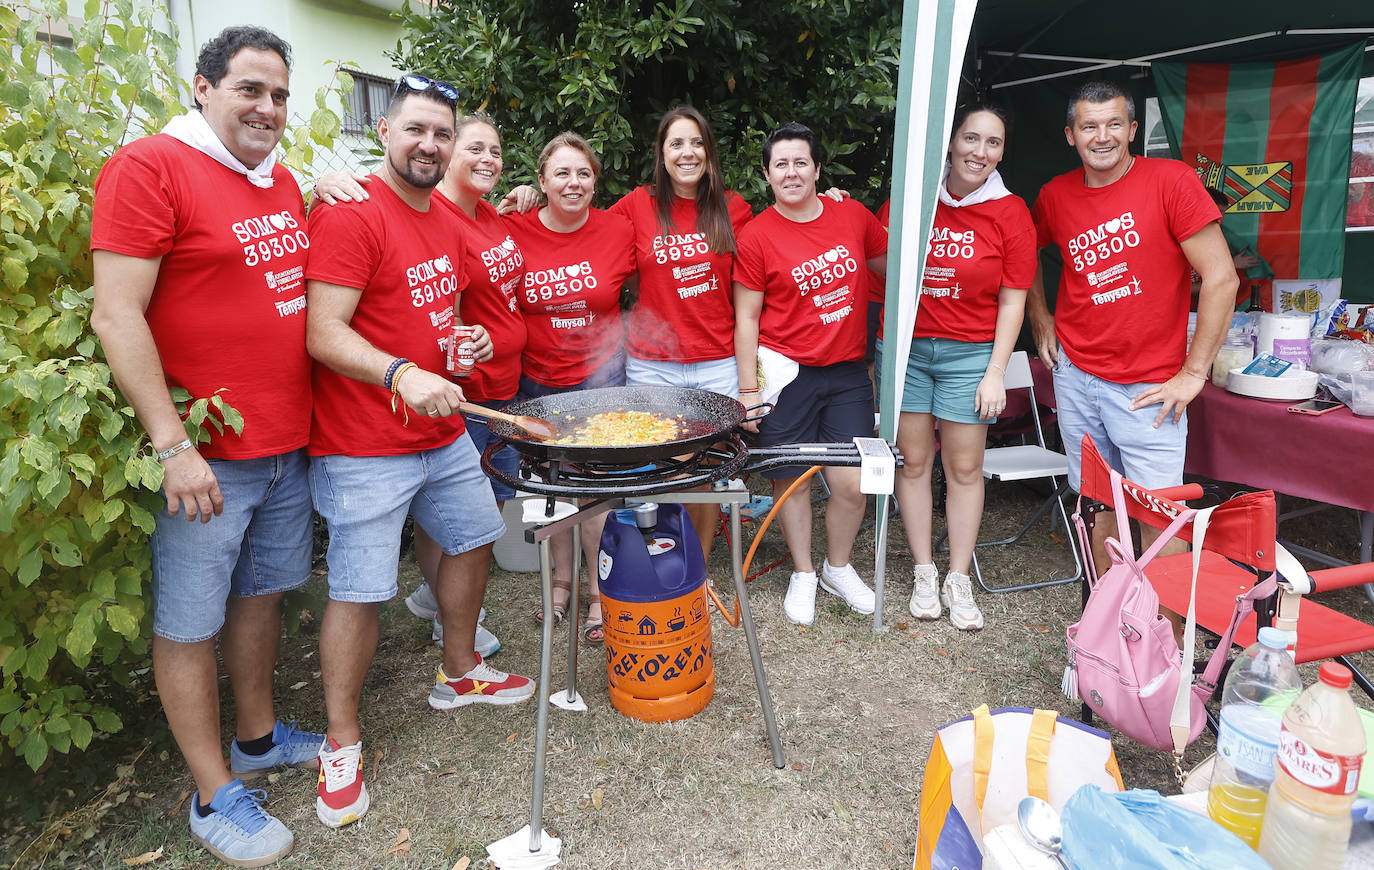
[
  {"xmin": 383, "ymin": 357, "xmax": 410, "ymax": 391},
  {"xmin": 156, "ymin": 439, "xmax": 193, "ymax": 462}
]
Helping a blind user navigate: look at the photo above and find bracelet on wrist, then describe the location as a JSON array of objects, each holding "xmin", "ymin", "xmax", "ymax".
[
  {"xmin": 390, "ymin": 362, "xmax": 419, "ymax": 393},
  {"xmin": 156, "ymin": 439, "xmax": 193, "ymax": 462},
  {"xmin": 383, "ymin": 357, "xmax": 410, "ymax": 392},
  {"xmin": 739, "ymin": 387, "xmax": 760, "ymax": 394},
  {"xmin": 1181, "ymin": 369, "xmax": 1208, "ymax": 382},
  {"xmin": 987, "ymin": 361, "xmax": 1006, "ymax": 374}
]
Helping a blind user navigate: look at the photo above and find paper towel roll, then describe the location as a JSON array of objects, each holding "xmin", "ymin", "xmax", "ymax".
[{"xmin": 1256, "ymin": 313, "xmax": 1311, "ymax": 370}]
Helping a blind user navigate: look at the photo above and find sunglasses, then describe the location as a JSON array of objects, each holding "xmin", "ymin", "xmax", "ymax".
[{"xmin": 394, "ymin": 74, "xmax": 459, "ymax": 105}]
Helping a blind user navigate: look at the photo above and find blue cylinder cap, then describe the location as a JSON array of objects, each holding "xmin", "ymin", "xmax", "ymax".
[{"xmin": 1256, "ymin": 626, "xmax": 1288, "ymax": 650}]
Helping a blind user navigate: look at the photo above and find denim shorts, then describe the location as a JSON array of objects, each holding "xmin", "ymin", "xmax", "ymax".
[
  {"xmin": 463, "ymin": 401, "xmax": 520, "ymax": 502},
  {"xmin": 625, "ymin": 354, "xmax": 738, "ymax": 395},
  {"xmin": 1053, "ymin": 355, "xmax": 1187, "ymax": 492},
  {"xmin": 310, "ymin": 436, "xmax": 504, "ymax": 603},
  {"xmin": 758, "ymin": 361, "xmax": 875, "ymax": 479},
  {"xmin": 877, "ymin": 336, "xmax": 995, "ymax": 424},
  {"xmin": 150, "ymin": 449, "xmax": 312, "ymax": 643}
]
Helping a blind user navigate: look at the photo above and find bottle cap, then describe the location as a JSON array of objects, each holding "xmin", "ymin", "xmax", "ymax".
[
  {"xmin": 1256, "ymin": 626, "xmax": 1289, "ymax": 650},
  {"xmin": 1318, "ymin": 661, "xmax": 1353, "ymax": 689}
]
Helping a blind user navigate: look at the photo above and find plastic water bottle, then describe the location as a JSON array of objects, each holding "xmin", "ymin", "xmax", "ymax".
[
  {"xmin": 1257, "ymin": 661, "xmax": 1367, "ymax": 870},
  {"xmin": 1206, "ymin": 626, "xmax": 1302, "ymax": 847}
]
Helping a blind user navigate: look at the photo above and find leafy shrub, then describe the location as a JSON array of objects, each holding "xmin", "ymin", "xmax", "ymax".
[{"xmin": 395, "ymin": 0, "xmax": 901, "ymax": 207}]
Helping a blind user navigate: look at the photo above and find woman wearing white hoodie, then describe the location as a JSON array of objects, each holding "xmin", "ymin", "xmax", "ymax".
[{"xmin": 890, "ymin": 103, "xmax": 1033, "ymax": 631}]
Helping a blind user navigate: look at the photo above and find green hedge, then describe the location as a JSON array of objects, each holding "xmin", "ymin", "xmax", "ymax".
[{"xmin": 394, "ymin": 0, "xmax": 902, "ymax": 207}]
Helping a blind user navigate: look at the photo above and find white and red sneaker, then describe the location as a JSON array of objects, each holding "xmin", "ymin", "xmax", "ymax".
[
  {"xmin": 316, "ymin": 738, "xmax": 369, "ymax": 828},
  {"xmin": 427, "ymin": 654, "xmax": 535, "ymax": 710}
]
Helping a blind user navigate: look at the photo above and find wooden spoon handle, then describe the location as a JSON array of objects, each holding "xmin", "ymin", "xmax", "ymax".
[{"xmin": 456, "ymin": 401, "xmax": 520, "ymax": 425}]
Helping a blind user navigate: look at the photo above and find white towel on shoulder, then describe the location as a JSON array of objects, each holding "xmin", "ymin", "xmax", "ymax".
[{"xmin": 162, "ymin": 110, "xmax": 277, "ymax": 188}]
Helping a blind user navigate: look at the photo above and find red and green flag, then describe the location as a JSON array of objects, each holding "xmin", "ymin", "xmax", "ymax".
[{"xmin": 1154, "ymin": 44, "xmax": 1362, "ymax": 280}]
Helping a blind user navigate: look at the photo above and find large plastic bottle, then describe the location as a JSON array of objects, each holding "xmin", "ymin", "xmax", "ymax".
[
  {"xmin": 1206, "ymin": 626, "xmax": 1303, "ymax": 847},
  {"xmin": 1257, "ymin": 661, "xmax": 1368, "ymax": 870}
]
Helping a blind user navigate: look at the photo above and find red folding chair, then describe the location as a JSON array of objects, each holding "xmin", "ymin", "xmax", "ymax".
[{"xmin": 1076, "ymin": 436, "xmax": 1374, "ymax": 701}]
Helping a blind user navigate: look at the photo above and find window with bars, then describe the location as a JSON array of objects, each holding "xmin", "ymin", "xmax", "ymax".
[{"xmin": 341, "ymin": 70, "xmax": 395, "ymax": 135}]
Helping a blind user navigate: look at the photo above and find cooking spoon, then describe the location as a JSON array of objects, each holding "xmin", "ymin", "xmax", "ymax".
[
  {"xmin": 457, "ymin": 401, "xmax": 559, "ymax": 441},
  {"xmin": 1017, "ymin": 795, "xmax": 1068, "ymax": 869}
]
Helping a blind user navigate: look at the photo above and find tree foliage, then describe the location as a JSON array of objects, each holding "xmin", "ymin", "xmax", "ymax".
[
  {"xmin": 0, "ymin": 0, "xmax": 344, "ymax": 774},
  {"xmin": 394, "ymin": 0, "xmax": 901, "ymax": 207}
]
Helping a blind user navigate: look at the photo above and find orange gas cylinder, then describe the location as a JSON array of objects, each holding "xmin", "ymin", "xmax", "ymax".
[{"xmin": 598, "ymin": 504, "xmax": 713, "ymax": 722}]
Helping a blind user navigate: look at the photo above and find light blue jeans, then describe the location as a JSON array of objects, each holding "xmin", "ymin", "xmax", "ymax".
[
  {"xmin": 1053, "ymin": 355, "xmax": 1187, "ymax": 492},
  {"xmin": 310, "ymin": 436, "xmax": 504, "ymax": 603},
  {"xmin": 151, "ymin": 449, "xmax": 312, "ymax": 643}
]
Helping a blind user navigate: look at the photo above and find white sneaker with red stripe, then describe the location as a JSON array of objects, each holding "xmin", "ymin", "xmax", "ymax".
[
  {"xmin": 427, "ymin": 654, "xmax": 535, "ymax": 710},
  {"xmin": 316, "ymin": 738, "xmax": 369, "ymax": 828}
]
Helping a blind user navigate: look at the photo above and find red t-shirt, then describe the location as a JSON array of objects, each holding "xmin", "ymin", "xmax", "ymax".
[
  {"xmin": 608, "ymin": 186, "xmax": 753, "ymax": 362},
  {"xmin": 305, "ymin": 179, "xmax": 470, "ymax": 455},
  {"xmin": 1032, "ymin": 157, "xmax": 1220, "ymax": 383},
  {"xmin": 734, "ymin": 198, "xmax": 888, "ymax": 366},
  {"xmin": 433, "ymin": 193, "xmax": 527, "ymax": 401},
  {"xmin": 916, "ymin": 195, "xmax": 1036, "ymax": 342},
  {"xmin": 91, "ymin": 135, "xmax": 311, "ymax": 460},
  {"xmin": 873, "ymin": 199, "xmax": 891, "ymax": 304},
  {"xmin": 504, "ymin": 207, "xmax": 636, "ymax": 387}
]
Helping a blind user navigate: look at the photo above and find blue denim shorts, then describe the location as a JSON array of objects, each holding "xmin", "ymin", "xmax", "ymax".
[
  {"xmin": 878, "ymin": 336, "xmax": 995, "ymax": 424},
  {"xmin": 310, "ymin": 436, "xmax": 504, "ymax": 603},
  {"xmin": 150, "ymin": 449, "xmax": 313, "ymax": 643},
  {"xmin": 463, "ymin": 401, "xmax": 520, "ymax": 502},
  {"xmin": 625, "ymin": 354, "xmax": 738, "ymax": 395},
  {"xmin": 1053, "ymin": 355, "xmax": 1187, "ymax": 492}
]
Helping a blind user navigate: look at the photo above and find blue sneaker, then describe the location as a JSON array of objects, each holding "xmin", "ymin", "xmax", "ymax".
[
  {"xmin": 230, "ymin": 720, "xmax": 324, "ymax": 778},
  {"xmin": 189, "ymin": 779, "xmax": 293, "ymax": 867}
]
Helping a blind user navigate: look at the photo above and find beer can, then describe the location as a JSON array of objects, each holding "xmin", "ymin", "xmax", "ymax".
[{"xmin": 446, "ymin": 324, "xmax": 476, "ymax": 377}]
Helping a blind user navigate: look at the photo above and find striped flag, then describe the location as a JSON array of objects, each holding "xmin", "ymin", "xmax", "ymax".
[{"xmin": 1154, "ymin": 44, "xmax": 1363, "ymax": 280}]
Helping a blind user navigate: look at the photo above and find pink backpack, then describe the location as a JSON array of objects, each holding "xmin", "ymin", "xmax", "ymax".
[{"xmin": 1064, "ymin": 467, "xmax": 1275, "ymax": 764}]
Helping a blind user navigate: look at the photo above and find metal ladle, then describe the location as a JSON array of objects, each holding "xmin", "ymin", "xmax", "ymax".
[{"xmin": 1017, "ymin": 795, "xmax": 1069, "ymax": 868}]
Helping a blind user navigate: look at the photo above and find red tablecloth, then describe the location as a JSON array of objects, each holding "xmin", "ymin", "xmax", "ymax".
[{"xmin": 1185, "ymin": 383, "xmax": 1374, "ymax": 513}]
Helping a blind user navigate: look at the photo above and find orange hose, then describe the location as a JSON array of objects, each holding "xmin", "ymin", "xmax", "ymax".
[{"xmin": 705, "ymin": 466, "xmax": 824, "ymax": 627}]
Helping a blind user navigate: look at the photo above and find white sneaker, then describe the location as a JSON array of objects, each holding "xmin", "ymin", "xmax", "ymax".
[
  {"xmin": 404, "ymin": 583, "xmax": 439, "ymax": 620},
  {"xmin": 909, "ymin": 564, "xmax": 941, "ymax": 619},
  {"xmin": 783, "ymin": 571, "xmax": 819, "ymax": 625},
  {"xmin": 819, "ymin": 560, "xmax": 876, "ymax": 615},
  {"xmin": 431, "ymin": 610, "xmax": 499, "ymax": 657},
  {"xmin": 940, "ymin": 571, "xmax": 984, "ymax": 630}
]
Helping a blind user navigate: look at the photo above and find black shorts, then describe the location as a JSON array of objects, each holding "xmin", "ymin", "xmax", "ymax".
[
  {"xmin": 758, "ymin": 360, "xmax": 875, "ymax": 479},
  {"xmin": 865, "ymin": 300, "xmax": 883, "ymax": 363}
]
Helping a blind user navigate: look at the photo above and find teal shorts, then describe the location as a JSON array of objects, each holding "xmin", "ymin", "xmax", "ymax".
[{"xmin": 876, "ymin": 337, "xmax": 995, "ymax": 424}]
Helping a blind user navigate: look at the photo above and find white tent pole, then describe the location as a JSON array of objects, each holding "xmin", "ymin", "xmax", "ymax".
[
  {"xmin": 875, "ymin": 0, "xmax": 977, "ymax": 631},
  {"xmin": 991, "ymin": 28, "xmax": 1374, "ymax": 89}
]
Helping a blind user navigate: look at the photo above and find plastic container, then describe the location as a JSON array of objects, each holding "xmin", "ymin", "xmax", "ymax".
[
  {"xmin": 1212, "ymin": 333, "xmax": 1256, "ymax": 388},
  {"xmin": 1206, "ymin": 627, "xmax": 1302, "ymax": 847},
  {"xmin": 1257, "ymin": 662, "xmax": 1368, "ymax": 870},
  {"xmin": 598, "ymin": 504, "xmax": 714, "ymax": 722},
  {"xmin": 1351, "ymin": 370, "xmax": 1374, "ymax": 417}
]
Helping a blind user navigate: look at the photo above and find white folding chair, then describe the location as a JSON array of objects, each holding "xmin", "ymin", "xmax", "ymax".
[{"xmin": 966, "ymin": 351, "xmax": 1083, "ymax": 593}]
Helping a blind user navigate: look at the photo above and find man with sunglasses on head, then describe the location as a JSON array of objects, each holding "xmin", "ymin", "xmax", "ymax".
[
  {"xmin": 304, "ymin": 74, "xmax": 535, "ymax": 828},
  {"xmin": 92, "ymin": 26, "xmax": 320, "ymax": 867}
]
